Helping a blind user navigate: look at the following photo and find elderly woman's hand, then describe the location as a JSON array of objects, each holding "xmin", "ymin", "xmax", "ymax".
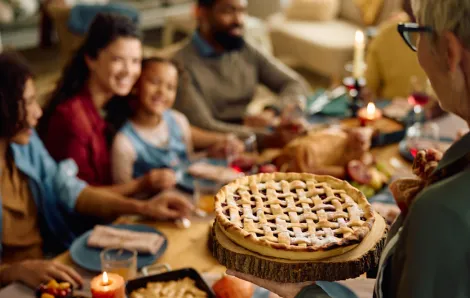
[{"xmin": 412, "ymin": 148, "xmax": 443, "ymax": 180}]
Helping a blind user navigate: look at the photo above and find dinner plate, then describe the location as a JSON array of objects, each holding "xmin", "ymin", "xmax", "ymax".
[
  {"xmin": 175, "ymin": 158, "xmax": 229, "ymax": 193},
  {"xmin": 316, "ymin": 281, "xmax": 359, "ymax": 298},
  {"xmin": 70, "ymin": 224, "xmax": 167, "ymax": 272},
  {"xmin": 399, "ymin": 137, "xmax": 453, "ymax": 162}
]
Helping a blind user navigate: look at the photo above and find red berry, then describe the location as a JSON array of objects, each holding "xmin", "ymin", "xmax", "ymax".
[
  {"xmin": 48, "ymin": 288, "xmax": 58, "ymax": 296},
  {"xmin": 59, "ymin": 289, "xmax": 67, "ymax": 297}
]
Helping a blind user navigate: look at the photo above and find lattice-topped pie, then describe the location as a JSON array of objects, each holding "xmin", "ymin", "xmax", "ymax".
[{"xmin": 215, "ymin": 173, "xmax": 375, "ymax": 260}]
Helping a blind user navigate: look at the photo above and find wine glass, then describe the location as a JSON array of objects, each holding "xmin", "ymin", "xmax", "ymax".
[
  {"xmin": 405, "ymin": 76, "xmax": 438, "ymax": 157},
  {"xmin": 408, "ymin": 76, "xmax": 432, "ymax": 124},
  {"xmin": 228, "ymin": 134, "xmax": 258, "ymax": 174},
  {"xmin": 343, "ymin": 61, "xmax": 367, "ymax": 91},
  {"xmin": 405, "ymin": 122, "xmax": 440, "ymax": 158}
]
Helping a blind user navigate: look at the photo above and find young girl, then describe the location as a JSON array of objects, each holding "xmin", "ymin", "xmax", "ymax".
[{"xmin": 111, "ymin": 57, "xmax": 244, "ymax": 188}]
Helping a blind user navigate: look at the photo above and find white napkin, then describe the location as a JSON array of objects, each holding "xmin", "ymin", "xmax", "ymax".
[{"xmin": 87, "ymin": 225, "xmax": 164, "ymax": 255}]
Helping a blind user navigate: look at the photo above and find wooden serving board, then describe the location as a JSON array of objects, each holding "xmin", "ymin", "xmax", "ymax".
[{"xmin": 212, "ymin": 213, "xmax": 387, "ymax": 283}]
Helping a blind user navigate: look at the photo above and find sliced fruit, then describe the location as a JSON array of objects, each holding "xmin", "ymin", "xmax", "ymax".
[
  {"xmin": 41, "ymin": 294, "xmax": 54, "ymax": 298},
  {"xmin": 46, "ymin": 279, "xmax": 59, "ymax": 289},
  {"xmin": 368, "ymin": 168, "xmax": 384, "ymax": 191},
  {"xmin": 357, "ymin": 185, "xmax": 376, "ymax": 198},
  {"xmin": 350, "ymin": 181, "xmax": 361, "ymax": 188},
  {"xmin": 347, "ymin": 160, "xmax": 372, "ymax": 185},
  {"xmin": 59, "ymin": 282, "xmax": 71, "ymax": 290},
  {"xmin": 376, "ymin": 162, "xmax": 392, "ymax": 178},
  {"xmin": 47, "ymin": 288, "xmax": 59, "ymax": 296}
]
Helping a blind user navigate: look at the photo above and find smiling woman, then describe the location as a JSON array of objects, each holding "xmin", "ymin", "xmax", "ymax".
[{"xmin": 39, "ymin": 12, "xmax": 143, "ymax": 187}]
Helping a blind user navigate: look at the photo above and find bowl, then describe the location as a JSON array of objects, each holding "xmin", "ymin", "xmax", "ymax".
[{"xmin": 36, "ymin": 279, "xmax": 73, "ymax": 298}]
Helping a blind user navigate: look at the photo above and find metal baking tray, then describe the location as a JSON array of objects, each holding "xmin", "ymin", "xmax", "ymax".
[{"xmin": 126, "ymin": 264, "xmax": 215, "ymax": 297}]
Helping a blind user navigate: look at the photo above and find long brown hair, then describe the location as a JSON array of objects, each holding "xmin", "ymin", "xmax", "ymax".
[
  {"xmin": 0, "ymin": 51, "xmax": 33, "ymax": 139},
  {"xmin": 39, "ymin": 12, "xmax": 141, "ymax": 137}
]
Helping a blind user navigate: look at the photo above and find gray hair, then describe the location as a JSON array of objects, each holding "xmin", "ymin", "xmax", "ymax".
[{"xmin": 412, "ymin": 0, "xmax": 470, "ymax": 48}]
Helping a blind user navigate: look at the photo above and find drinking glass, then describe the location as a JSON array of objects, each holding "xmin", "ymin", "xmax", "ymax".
[
  {"xmin": 408, "ymin": 76, "xmax": 432, "ymax": 124},
  {"xmin": 343, "ymin": 61, "xmax": 367, "ymax": 92},
  {"xmin": 405, "ymin": 122, "xmax": 440, "ymax": 158},
  {"xmin": 100, "ymin": 247, "xmax": 137, "ymax": 281},
  {"xmin": 193, "ymin": 178, "xmax": 222, "ymax": 214},
  {"xmin": 228, "ymin": 134, "xmax": 258, "ymax": 174}
]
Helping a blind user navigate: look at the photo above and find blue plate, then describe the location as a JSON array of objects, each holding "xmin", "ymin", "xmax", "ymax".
[
  {"xmin": 316, "ymin": 281, "xmax": 358, "ymax": 298},
  {"xmin": 399, "ymin": 137, "xmax": 453, "ymax": 162},
  {"xmin": 175, "ymin": 158, "xmax": 229, "ymax": 193},
  {"xmin": 70, "ymin": 224, "xmax": 167, "ymax": 272}
]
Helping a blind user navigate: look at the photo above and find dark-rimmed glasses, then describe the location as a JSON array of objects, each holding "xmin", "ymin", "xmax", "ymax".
[{"xmin": 398, "ymin": 23, "xmax": 433, "ymax": 52}]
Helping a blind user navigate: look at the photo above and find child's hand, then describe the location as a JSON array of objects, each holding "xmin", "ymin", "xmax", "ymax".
[{"xmin": 145, "ymin": 169, "xmax": 177, "ymax": 191}]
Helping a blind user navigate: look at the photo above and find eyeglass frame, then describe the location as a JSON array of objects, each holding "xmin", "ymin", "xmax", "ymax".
[{"xmin": 397, "ymin": 23, "xmax": 433, "ymax": 52}]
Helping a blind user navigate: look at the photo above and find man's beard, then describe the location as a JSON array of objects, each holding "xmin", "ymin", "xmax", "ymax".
[{"xmin": 213, "ymin": 30, "xmax": 245, "ymax": 51}]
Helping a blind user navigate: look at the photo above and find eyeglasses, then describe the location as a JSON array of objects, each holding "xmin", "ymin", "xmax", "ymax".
[{"xmin": 398, "ymin": 23, "xmax": 433, "ymax": 52}]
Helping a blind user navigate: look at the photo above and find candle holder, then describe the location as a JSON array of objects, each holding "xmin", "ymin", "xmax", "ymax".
[
  {"xmin": 344, "ymin": 77, "xmax": 366, "ymax": 117},
  {"xmin": 358, "ymin": 102, "xmax": 383, "ymax": 126},
  {"xmin": 91, "ymin": 272, "xmax": 126, "ymax": 298}
]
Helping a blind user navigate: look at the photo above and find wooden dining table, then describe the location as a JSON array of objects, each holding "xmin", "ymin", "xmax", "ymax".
[
  {"xmin": 6, "ymin": 114, "xmax": 464, "ymax": 298},
  {"xmin": 53, "ymin": 121, "xmax": 411, "ymax": 268},
  {"xmin": 55, "ymin": 117, "xmax": 413, "ymax": 278},
  {"xmin": 54, "ymin": 216, "xmax": 226, "ymax": 276}
]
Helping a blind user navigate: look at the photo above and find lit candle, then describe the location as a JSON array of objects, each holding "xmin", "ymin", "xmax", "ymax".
[
  {"xmin": 358, "ymin": 102, "xmax": 382, "ymax": 126},
  {"xmin": 353, "ymin": 30, "xmax": 366, "ymax": 79},
  {"xmin": 91, "ymin": 272, "xmax": 126, "ymax": 298}
]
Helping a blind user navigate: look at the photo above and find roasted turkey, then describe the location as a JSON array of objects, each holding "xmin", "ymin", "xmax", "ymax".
[{"xmin": 274, "ymin": 126, "xmax": 374, "ymax": 178}]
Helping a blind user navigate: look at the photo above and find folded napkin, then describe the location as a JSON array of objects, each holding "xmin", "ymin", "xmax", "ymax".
[
  {"xmin": 307, "ymin": 89, "xmax": 350, "ymax": 117},
  {"xmin": 87, "ymin": 225, "xmax": 164, "ymax": 254}
]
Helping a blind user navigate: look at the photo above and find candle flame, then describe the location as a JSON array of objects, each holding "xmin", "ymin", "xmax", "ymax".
[
  {"xmin": 102, "ymin": 272, "xmax": 109, "ymax": 284},
  {"xmin": 355, "ymin": 30, "xmax": 364, "ymax": 43},
  {"xmin": 366, "ymin": 102, "xmax": 376, "ymax": 115}
]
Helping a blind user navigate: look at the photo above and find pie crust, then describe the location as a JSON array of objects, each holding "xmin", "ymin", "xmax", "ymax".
[{"xmin": 215, "ymin": 173, "xmax": 375, "ymax": 260}]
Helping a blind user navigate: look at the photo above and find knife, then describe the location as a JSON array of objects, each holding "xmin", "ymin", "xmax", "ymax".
[{"xmin": 308, "ymin": 86, "xmax": 347, "ymax": 115}]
